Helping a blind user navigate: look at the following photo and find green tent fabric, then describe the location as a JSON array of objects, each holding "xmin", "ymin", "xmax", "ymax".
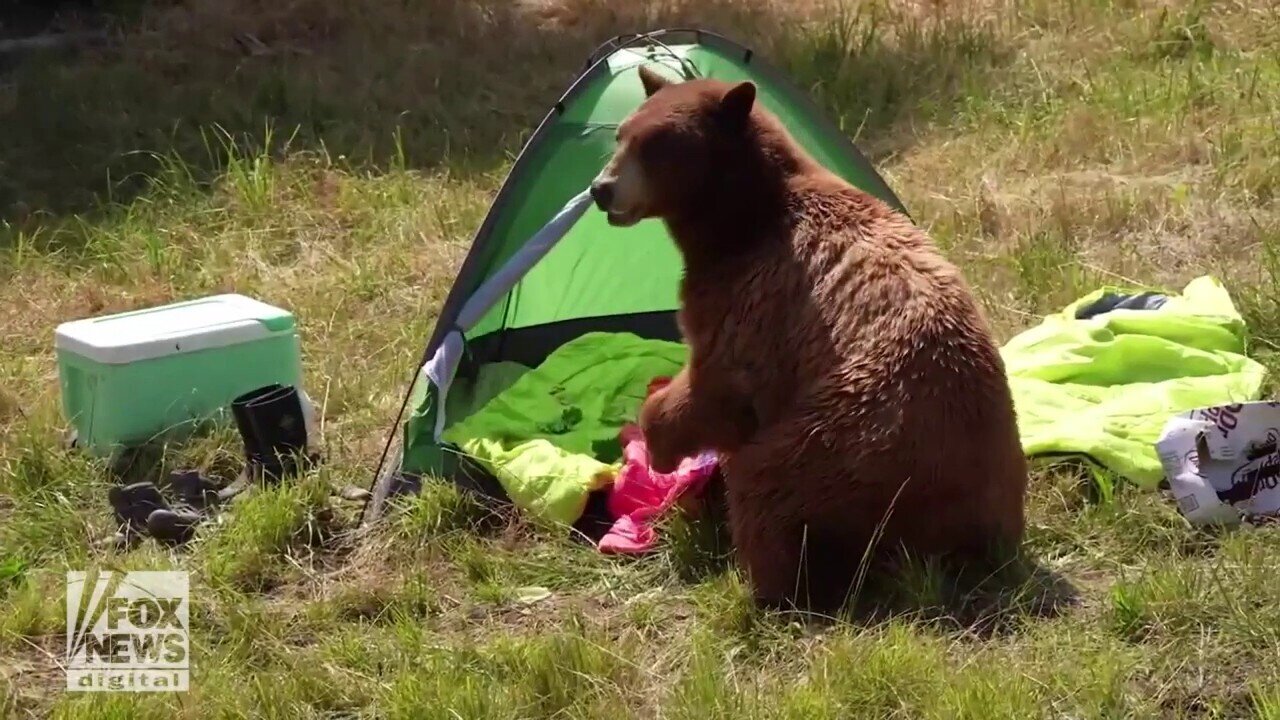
[
  {"xmin": 441, "ymin": 332, "xmax": 689, "ymax": 525},
  {"xmin": 1002, "ymin": 275, "xmax": 1267, "ymax": 487},
  {"xmin": 376, "ymin": 30, "xmax": 909, "ymax": 506}
]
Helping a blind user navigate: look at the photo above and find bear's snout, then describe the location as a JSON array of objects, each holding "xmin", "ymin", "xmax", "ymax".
[{"xmin": 589, "ymin": 179, "xmax": 615, "ymax": 212}]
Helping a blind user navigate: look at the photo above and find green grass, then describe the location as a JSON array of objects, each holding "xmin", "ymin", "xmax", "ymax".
[{"xmin": 3, "ymin": 0, "xmax": 1280, "ymax": 716}]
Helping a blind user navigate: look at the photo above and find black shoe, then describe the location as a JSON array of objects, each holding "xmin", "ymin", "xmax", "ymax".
[
  {"xmin": 107, "ymin": 482, "xmax": 169, "ymax": 537},
  {"xmin": 167, "ymin": 470, "xmax": 221, "ymax": 510},
  {"xmin": 145, "ymin": 508, "xmax": 203, "ymax": 546}
]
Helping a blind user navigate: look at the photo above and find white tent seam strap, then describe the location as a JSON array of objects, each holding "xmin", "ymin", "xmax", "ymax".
[{"xmin": 423, "ymin": 189, "xmax": 594, "ymax": 441}]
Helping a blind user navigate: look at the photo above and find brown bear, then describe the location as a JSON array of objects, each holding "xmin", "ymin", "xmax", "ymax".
[{"xmin": 589, "ymin": 65, "xmax": 1028, "ymax": 613}]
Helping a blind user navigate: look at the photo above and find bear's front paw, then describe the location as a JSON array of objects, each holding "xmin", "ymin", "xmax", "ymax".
[
  {"xmin": 647, "ymin": 442, "xmax": 682, "ymax": 474},
  {"xmin": 643, "ymin": 425, "xmax": 679, "ymax": 473},
  {"xmin": 639, "ymin": 395, "xmax": 681, "ymax": 473}
]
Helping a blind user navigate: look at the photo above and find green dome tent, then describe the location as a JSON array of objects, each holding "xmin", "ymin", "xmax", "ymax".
[{"xmin": 364, "ymin": 29, "xmax": 908, "ymax": 523}]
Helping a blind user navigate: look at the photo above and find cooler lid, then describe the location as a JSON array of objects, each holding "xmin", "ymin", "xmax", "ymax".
[{"xmin": 54, "ymin": 294, "xmax": 296, "ymax": 365}]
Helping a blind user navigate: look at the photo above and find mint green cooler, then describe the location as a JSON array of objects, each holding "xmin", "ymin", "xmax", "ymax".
[{"xmin": 54, "ymin": 294, "xmax": 303, "ymax": 456}]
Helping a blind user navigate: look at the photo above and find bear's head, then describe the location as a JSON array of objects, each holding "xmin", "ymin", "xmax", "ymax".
[{"xmin": 589, "ymin": 65, "xmax": 764, "ymax": 228}]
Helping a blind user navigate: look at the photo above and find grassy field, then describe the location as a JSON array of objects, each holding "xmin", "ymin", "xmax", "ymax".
[{"xmin": 3, "ymin": 0, "xmax": 1280, "ymax": 716}]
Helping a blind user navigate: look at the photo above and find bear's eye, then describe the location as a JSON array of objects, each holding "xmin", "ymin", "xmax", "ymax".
[{"xmin": 638, "ymin": 127, "xmax": 694, "ymax": 165}]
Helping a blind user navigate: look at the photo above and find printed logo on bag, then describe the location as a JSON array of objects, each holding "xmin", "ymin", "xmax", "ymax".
[
  {"xmin": 65, "ymin": 570, "xmax": 190, "ymax": 692},
  {"xmin": 1196, "ymin": 403, "xmax": 1246, "ymax": 439},
  {"xmin": 1221, "ymin": 429, "xmax": 1280, "ymax": 504}
]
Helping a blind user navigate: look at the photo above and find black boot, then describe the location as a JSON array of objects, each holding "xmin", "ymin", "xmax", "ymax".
[
  {"xmin": 232, "ymin": 383, "xmax": 283, "ymax": 462},
  {"xmin": 232, "ymin": 384, "xmax": 310, "ymax": 483},
  {"xmin": 166, "ymin": 470, "xmax": 222, "ymax": 510}
]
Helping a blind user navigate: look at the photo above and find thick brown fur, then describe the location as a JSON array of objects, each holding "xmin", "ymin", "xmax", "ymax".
[{"xmin": 591, "ymin": 66, "xmax": 1029, "ymax": 613}]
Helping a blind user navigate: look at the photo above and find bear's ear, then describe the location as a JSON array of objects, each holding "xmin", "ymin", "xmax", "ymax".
[
  {"xmin": 718, "ymin": 81, "xmax": 756, "ymax": 131},
  {"xmin": 638, "ymin": 65, "xmax": 671, "ymax": 97}
]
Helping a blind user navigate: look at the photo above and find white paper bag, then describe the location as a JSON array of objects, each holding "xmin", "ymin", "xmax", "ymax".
[{"xmin": 1155, "ymin": 401, "xmax": 1280, "ymax": 526}]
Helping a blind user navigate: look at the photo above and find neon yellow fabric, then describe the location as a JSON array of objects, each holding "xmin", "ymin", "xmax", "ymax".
[
  {"xmin": 1003, "ymin": 276, "xmax": 1267, "ymax": 487},
  {"xmin": 442, "ymin": 332, "xmax": 690, "ymax": 525},
  {"xmin": 445, "ymin": 274, "xmax": 1263, "ymax": 521}
]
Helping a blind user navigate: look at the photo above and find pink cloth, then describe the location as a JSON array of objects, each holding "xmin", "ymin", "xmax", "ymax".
[{"xmin": 597, "ymin": 420, "xmax": 719, "ymax": 554}]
